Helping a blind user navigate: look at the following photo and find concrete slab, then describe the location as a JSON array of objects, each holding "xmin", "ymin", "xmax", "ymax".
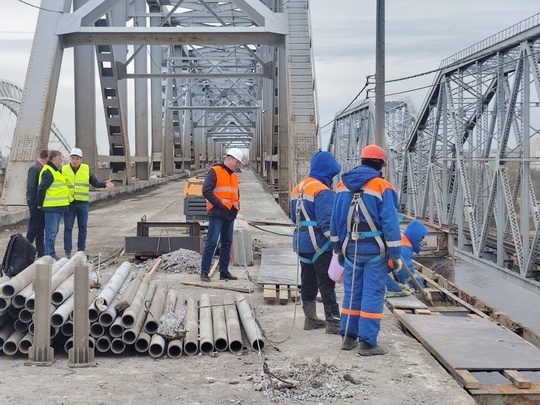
[{"xmin": 257, "ymin": 248, "xmax": 300, "ymax": 286}]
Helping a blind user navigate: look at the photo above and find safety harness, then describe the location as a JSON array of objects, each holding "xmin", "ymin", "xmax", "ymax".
[
  {"xmin": 341, "ymin": 189, "xmax": 386, "ymax": 261},
  {"xmin": 295, "ymin": 179, "xmax": 331, "ymax": 264}
]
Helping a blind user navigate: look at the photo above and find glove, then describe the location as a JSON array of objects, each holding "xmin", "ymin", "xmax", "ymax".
[
  {"xmin": 400, "ymin": 283, "xmax": 414, "ymax": 294},
  {"xmin": 391, "ymin": 259, "xmax": 403, "ymax": 276},
  {"xmin": 338, "ymin": 253, "xmax": 345, "ymax": 267}
]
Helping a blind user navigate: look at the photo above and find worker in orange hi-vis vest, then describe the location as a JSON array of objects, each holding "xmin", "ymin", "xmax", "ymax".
[{"xmin": 199, "ymin": 148, "xmax": 244, "ymax": 282}]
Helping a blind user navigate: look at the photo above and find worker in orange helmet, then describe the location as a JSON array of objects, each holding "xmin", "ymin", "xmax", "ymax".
[{"xmin": 330, "ymin": 144, "xmax": 402, "ymax": 356}]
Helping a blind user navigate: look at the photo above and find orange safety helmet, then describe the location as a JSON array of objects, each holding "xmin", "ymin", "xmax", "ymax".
[{"xmin": 360, "ymin": 144, "xmax": 387, "ymax": 167}]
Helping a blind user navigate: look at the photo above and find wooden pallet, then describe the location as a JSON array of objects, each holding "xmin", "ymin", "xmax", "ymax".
[{"xmin": 263, "ymin": 285, "xmax": 299, "ymax": 304}]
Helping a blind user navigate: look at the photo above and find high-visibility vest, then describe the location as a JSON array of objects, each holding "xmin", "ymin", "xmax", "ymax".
[
  {"xmin": 205, "ymin": 166, "xmax": 239, "ymax": 211},
  {"xmin": 62, "ymin": 163, "xmax": 90, "ymax": 202},
  {"xmin": 39, "ymin": 165, "xmax": 71, "ymax": 208}
]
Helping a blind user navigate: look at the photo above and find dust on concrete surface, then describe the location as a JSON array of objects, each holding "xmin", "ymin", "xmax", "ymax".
[{"xmin": 0, "ymin": 171, "xmax": 475, "ymax": 404}]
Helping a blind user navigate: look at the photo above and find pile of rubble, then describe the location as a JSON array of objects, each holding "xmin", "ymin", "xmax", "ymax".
[
  {"xmin": 132, "ymin": 249, "xmax": 202, "ymax": 274},
  {"xmin": 254, "ymin": 357, "xmax": 372, "ymax": 403}
]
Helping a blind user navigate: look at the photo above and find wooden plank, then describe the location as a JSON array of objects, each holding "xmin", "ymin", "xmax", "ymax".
[
  {"xmin": 181, "ymin": 281, "xmax": 252, "ymax": 294},
  {"xmin": 415, "ymin": 309, "xmax": 432, "ymax": 315},
  {"xmin": 455, "ymin": 369, "xmax": 480, "ymax": 389},
  {"xmin": 503, "ymin": 370, "xmax": 532, "ymax": 389},
  {"xmin": 263, "ymin": 285, "xmax": 277, "ymax": 303},
  {"xmin": 290, "ymin": 289, "xmax": 300, "ymax": 302},
  {"xmin": 279, "ymin": 286, "xmax": 288, "ymax": 305},
  {"xmin": 208, "ymin": 260, "xmax": 219, "ymax": 277}
]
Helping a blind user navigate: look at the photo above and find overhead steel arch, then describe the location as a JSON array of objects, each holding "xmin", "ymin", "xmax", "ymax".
[{"xmin": 0, "ymin": 79, "xmax": 71, "ymax": 157}]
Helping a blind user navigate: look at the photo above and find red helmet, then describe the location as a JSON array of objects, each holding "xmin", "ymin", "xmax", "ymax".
[{"xmin": 360, "ymin": 144, "xmax": 387, "ymax": 166}]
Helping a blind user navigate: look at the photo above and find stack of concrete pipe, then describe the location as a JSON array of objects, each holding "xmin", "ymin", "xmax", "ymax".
[{"xmin": 0, "ymin": 256, "xmax": 265, "ymax": 358}]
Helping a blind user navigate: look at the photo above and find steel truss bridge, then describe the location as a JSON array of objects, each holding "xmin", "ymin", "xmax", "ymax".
[
  {"xmin": 329, "ymin": 13, "xmax": 540, "ymax": 280},
  {"xmin": 3, "ymin": 2, "xmax": 540, "ymax": 279}
]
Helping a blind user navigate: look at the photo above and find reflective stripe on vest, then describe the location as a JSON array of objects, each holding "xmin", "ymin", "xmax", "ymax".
[
  {"xmin": 39, "ymin": 165, "xmax": 70, "ymax": 208},
  {"xmin": 206, "ymin": 166, "xmax": 240, "ymax": 211},
  {"xmin": 62, "ymin": 163, "xmax": 90, "ymax": 201}
]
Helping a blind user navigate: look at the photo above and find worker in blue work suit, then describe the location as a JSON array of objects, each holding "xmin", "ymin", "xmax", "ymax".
[
  {"xmin": 290, "ymin": 151, "xmax": 342, "ymax": 334},
  {"xmin": 386, "ymin": 220, "xmax": 428, "ymax": 296},
  {"xmin": 330, "ymin": 144, "xmax": 402, "ymax": 356}
]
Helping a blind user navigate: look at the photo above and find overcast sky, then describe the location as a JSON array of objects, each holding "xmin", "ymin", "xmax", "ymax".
[{"xmin": 0, "ymin": 1, "xmax": 538, "ymax": 153}]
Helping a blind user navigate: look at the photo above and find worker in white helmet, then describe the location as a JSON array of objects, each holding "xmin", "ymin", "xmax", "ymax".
[{"xmin": 199, "ymin": 148, "xmax": 244, "ymax": 282}]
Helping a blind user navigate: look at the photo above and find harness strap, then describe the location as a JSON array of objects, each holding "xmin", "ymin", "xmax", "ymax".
[
  {"xmin": 298, "ymin": 240, "xmax": 331, "ymax": 264},
  {"xmin": 297, "ymin": 180, "xmax": 326, "ymax": 254}
]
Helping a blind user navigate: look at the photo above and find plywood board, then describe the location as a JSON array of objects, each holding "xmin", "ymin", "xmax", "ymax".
[
  {"xmin": 257, "ymin": 248, "xmax": 301, "ymax": 286},
  {"xmin": 400, "ymin": 313, "xmax": 540, "ymax": 370}
]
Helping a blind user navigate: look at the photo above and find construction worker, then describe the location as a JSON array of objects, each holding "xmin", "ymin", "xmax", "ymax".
[
  {"xmin": 200, "ymin": 148, "xmax": 244, "ymax": 282},
  {"xmin": 330, "ymin": 144, "xmax": 402, "ymax": 356},
  {"xmin": 386, "ymin": 220, "xmax": 428, "ymax": 296},
  {"xmin": 62, "ymin": 147, "xmax": 115, "ymax": 257},
  {"xmin": 36, "ymin": 150, "xmax": 71, "ymax": 260},
  {"xmin": 290, "ymin": 151, "xmax": 342, "ymax": 334},
  {"xmin": 26, "ymin": 149, "xmax": 48, "ymax": 257}
]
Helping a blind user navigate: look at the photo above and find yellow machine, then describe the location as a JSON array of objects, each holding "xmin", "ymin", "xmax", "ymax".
[{"xmin": 183, "ymin": 177, "xmax": 208, "ymax": 220}]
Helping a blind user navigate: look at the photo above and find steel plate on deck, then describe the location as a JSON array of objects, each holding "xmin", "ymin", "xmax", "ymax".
[
  {"xmin": 400, "ymin": 314, "xmax": 540, "ymax": 370},
  {"xmin": 257, "ymin": 248, "xmax": 300, "ymax": 286}
]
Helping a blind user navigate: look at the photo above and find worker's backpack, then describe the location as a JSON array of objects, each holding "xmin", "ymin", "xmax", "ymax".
[{"xmin": 1, "ymin": 234, "xmax": 36, "ymax": 278}]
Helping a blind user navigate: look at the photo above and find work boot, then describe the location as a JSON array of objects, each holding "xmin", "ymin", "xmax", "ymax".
[
  {"xmin": 302, "ymin": 300, "xmax": 326, "ymax": 330},
  {"xmin": 219, "ymin": 271, "xmax": 238, "ymax": 281},
  {"xmin": 200, "ymin": 273, "xmax": 211, "ymax": 282},
  {"xmin": 341, "ymin": 335, "xmax": 358, "ymax": 350},
  {"xmin": 324, "ymin": 304, "xmax": 341, "ymax": 335},
  {"xmin": 358, "ymin": 341, "xmax": 388, "ymax": 356},
  {"xmin": 65, "ymin": 251, "xmax": 71, "ymax": 259}
]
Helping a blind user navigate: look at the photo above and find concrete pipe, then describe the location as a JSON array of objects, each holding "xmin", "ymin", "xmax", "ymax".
[
  {"xmin": 8, "ymin": 305, "xmax": 21, "ymax": 318},
  {"xmin": 51, "ymin": 295, "xmax": 74, "ymax": 327},
  {"xmin": 25, "ymin": 253, "xmax": 84, "ymax": 310},
  {"xmin": 0, "ymin": 323, "xmax": 15, "ymax": 347},
  {"xmin": 18, "ymin": 308, "xmax": 33, "ymax": 323},
  {"xmin": 122, "ymin": 282, "xmax": 156, "ymax": 344},
  {"xmin": 96, "ymin": 334, "xmax": 111, "ymax": 353},
  {"xmin": 235, "ymin": 294, "xmax": 265, "ymax": 352},
  {"xmin": 13, "ymin": 259, "xmax": 67, "ymax": 309},
  {"xmin": 61, "ymin": 320, "xmax": 73, "ymax": 337},
  {"xmin": 13, "ymin": 319, "xmax": 28, "ymax": 333},
  {"xmin": 3, "ymin": 330, "xmax": 25, "ymax": 355},
  {"xmin": 199, "ymin": 294, "xmax": 214, "ymax": 354},
  {"xmin": 110, "ymin": 337, "xmax": 126, "ymax": 354},
  {"xmin": 224, "ymin": 293, "xmax": 243, "ymax": 354},
  {"xmin": 109, "ymin": 316, "xmax": 124, "ymax": 338},
  {"xmin": 149, "ymin": 333, "xmax": 165, "ymax": 358},
  {"xmin": 98, "ymin": 275, "xmax": 132, "ymax": 327},
  {"xmin": 1, "ymin": 256, "xmax": 54, "ymax": 298},
  {"xmin": 0, "ymin": 313, "xmax": 9, "ymax": 330},
  {"xmin": 135, "ymin": 331, "xmax": 151, "ymax": 353},
  {"xmin": 94, "ymin": 262, "xmax": 131, "ymax": 311},
  {"xmin": 51, "ymin": 273, "xmax": 75, "ymax": 305},
  {"xmin": 212, "ymin": 302, "xmax": 228, "ymax": 352},
  {"xmin": 143, "ymin": 281, "xmax": 168, "ymax": 334},
  {"xmin": 90, "ymin": 322, "xmax": 105, "ymax": 338},
  {"xmin": 167, "ymin": 338, "xmax": 183, "ymax": 359},
  {"xmin": 84, "ymin": 273, "xmax": 113, "ymax": 322},
  {"xmin": 0, "ymin": 295, "xmax": 11, "ymax": 311},
  {"xmin": 19, "ymin": 332, "xmax": 33, "ymax": 354},
  {"xmin": 183, "ymin": 298, "xmax": 199, "ymax": 356},
  {"xmin": 122, "ymin": 274, "xmax": 151, "ymax": 328}
]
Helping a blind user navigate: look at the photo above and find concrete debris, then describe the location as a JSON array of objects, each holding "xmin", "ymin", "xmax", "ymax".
[
  {"xmin": 255, "ymin": 360, "xmax": 369, "ymax": 403},
  {"xmin": 132, "ymin": 249, "xmax": 202, "ymax": 274},
  {"xmin": 157, "ymin": 305, "xmax": 187, "ymax": 339}
]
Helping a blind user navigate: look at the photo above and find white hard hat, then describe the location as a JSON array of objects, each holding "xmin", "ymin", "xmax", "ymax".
[
  {"xmin": 226, "ymin": 148, "xmax": 244, "ymax": 162},
  {"xmin": 70, "ymin": 147, "xmax": 83, "ymax": 158}
]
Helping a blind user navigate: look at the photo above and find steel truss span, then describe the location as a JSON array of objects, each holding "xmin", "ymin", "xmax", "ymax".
[
  {"xmin": 402, "ymin": 14, "xmax": 540, "ymax": 279},
  {"xmin": 0, "ymin": 80, "xmax": 71, "ymax": 158}
]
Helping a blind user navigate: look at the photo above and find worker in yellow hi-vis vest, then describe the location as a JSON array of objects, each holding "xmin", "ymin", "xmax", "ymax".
[{"xmin": 61, "ymin": 148, "xmax": 114, "ymax": 258}]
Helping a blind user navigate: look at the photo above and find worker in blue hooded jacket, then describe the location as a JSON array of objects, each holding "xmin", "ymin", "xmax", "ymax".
[
  {"xmin": 330, "ymin": 144, "xmax": 402, "ymax": 356},
  {"xmin": 290, "ymin": 151, "xmax": 341, "ymax": 334},
  {"xmin": 386, "ymin": 220, "xmax": 428, "ymax": 295}
]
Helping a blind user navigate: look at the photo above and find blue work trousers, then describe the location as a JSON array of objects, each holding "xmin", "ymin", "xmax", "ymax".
[
  {"xmin": 44, "ymin": 211, "xmax": 63, "ymax": 258},
  {"xmin": 200, "ymin": 216, "xmax": 235, "ymax": 274},
  {"xmin": 26, "ymin": 204, "xmax": 45, "ymax": 255},
  {"xmin": 64, "ymin": 202, "xmax": 89, "ymax": 253},
  {"xmin": 341, "ymin": 255, "xmax": 387, "ymax": 346}
]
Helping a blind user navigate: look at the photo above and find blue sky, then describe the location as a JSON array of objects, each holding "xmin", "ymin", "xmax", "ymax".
[{"xmin": 0, "ymin": 1, "xmax": 538, "ymax": 152}]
